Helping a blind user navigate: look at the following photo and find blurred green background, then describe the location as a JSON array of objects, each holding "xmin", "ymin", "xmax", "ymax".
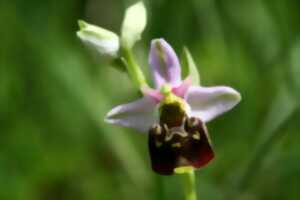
[{"xmin": 1, "ymin": 0, "xmax": 300, "ymax": 199}]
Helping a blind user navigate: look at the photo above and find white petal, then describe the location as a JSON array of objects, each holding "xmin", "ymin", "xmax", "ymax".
[
  {"xmin": 185, "ymin": 86, "xmax": 241, "ymax": 122},
  {"xmin": 105, "ymin": 97, "xmax": 158, "ymax": 133}
]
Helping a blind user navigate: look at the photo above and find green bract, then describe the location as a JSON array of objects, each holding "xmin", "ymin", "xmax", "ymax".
[
  {"xmin": 181, "ymin": 47, "xmax": 200, "ymax": 86},
  {"xmin": 77, "ymin": 20, "xmax": 120, "ymax": 57},
  {"xmin": 121, "ymin": 2, "xmax": 147, "ymax": 48}
]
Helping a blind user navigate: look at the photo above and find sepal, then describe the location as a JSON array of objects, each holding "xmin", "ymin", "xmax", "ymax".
[{"xmin": 181, "ymin": 47, "xmax": 200, "ymax": 85}]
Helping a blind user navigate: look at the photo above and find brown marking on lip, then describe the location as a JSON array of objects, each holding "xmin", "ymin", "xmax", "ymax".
[{"xmin": 148, "ymin": 116, "xmax": 214, "ymax": 175}]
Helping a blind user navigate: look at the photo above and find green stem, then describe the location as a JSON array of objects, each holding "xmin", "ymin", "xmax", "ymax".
[
  {"xmin": 121, "ymin": 47, "xmax": 148, "ymax": 90},
  {"xmin": 182, "ymin": 169, "xmax": 197, "ymax": 200}
]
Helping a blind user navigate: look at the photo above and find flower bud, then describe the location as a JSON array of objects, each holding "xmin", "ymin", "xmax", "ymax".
[
  {"xmin": 77, "ymin": 20, "xmax": 119, "ymax": 58},
  {"xmin": 121, "ymin": 2, "xmax": 147, "ymax": 48}
]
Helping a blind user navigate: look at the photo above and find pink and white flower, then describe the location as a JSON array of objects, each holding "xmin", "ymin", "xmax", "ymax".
[{"xmin": 105, "ymin": 38, "xmax": 241, "ymax": 175}]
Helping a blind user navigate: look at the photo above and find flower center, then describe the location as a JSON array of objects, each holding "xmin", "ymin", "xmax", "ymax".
[
  {"xmin": 160, "ymin": 84, "xmax": 172, "ymax": 95},
  {"xmin": 159, "ymin": 89, "xmax": 187, "ymax": 127}
]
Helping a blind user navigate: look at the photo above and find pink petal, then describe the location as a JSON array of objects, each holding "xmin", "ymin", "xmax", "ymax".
[
  {"xmin": 141, "ymin": 86, "xmax": 164, "ymax": 103},
  {"xmin": 172, "ymin": 77, "xmax": 192, "ymax": 98},
  {"xmin": 149, "ymin": 38, "xmax": 181, "ymax": 89},
  {"xmin": 185, "ymin": 86, "xmax": 241, "ymax": 122},
  {"xmin": 105, "ymin": 96, "xmax": 158, "ymax": 133}
]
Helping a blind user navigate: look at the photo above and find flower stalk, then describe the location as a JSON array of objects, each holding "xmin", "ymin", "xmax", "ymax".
[
  {"xmin": 181, "ymin": 169, "xmax": 197, "ymax": 200},
  {"xmin": 121, "ymin": 46, "xmax": 148, "ymax": 90}
]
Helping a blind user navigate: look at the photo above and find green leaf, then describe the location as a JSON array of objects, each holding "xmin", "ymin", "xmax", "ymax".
[
  {"xmin": 121, "ymin": 1, "xmax": 147, "ymax": 48},
  {"xmin": 236, "ymin": 86, "xmax": 298, "ymax": 191},
  {"xmin": 290, "ymin": 40, "xmax": 300, "ymax": 97},
  {"xmin": 181, "ymin": 47, "xmax": 200, "ymax": 85}
]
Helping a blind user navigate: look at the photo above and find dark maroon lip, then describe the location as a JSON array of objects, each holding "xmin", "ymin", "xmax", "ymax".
[{"xmin": 148, "ymin": 116, "xmax": 214, "ymax": 175}]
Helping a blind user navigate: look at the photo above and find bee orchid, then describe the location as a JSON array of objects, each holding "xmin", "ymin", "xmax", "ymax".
[{"xmin": 105, "ymin": 38, "xmax": 241, "ymax": 175}]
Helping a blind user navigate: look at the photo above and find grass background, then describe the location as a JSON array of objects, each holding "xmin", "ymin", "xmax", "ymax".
[{"xmin": 1, "ymin": 0, "xmax": 300, "ymax": 199}]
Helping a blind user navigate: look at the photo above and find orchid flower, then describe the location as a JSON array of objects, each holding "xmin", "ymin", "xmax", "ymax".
[{"xmin": 105, "ymin": 38, "xmax": 241, "ymax": 175}]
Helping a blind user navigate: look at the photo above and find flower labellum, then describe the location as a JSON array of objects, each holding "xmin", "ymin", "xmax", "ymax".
[
  {"xmin": 149, "ymin": 115, "xmax": 214, "ymax": 175},
  {"xmin": 105, "ymin": 38, "xmax": 241, "ymax": 175}
]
